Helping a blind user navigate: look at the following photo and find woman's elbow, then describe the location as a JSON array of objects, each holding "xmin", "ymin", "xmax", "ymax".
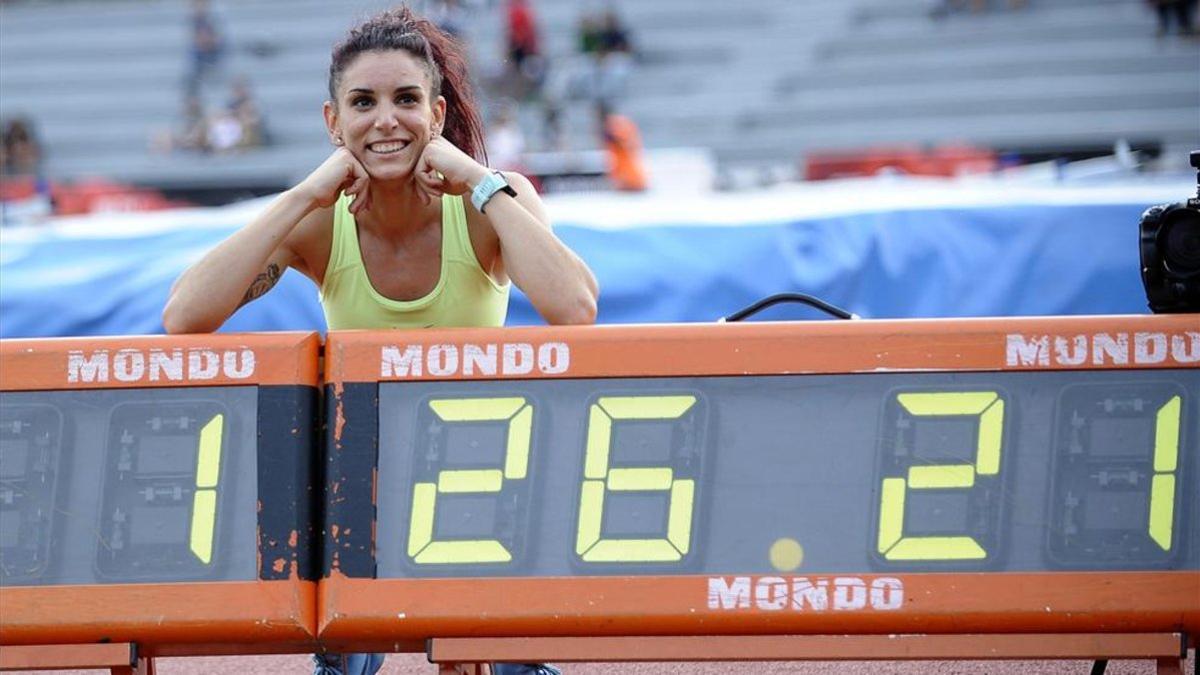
[
  {"xmin": 161, "ymin": 305, "xmax": 192, "ymax": 335},
  {"xmin": 161, "ymin": 299, "xmax": 212, "ymax": 335},
  {"xmin": 552, "ymin": 290, "xmax": 598, "ymax": 326}
]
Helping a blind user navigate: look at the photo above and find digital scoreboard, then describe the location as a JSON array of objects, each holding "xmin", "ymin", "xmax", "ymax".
[
  {"xmin": 0, "ymin": 333, "xmax": 320, "ymax": 652},
  {"xmin": 1, "ymin": 317, "xmax": 1196, "ymax": 660},
  {"xmin": 319, "ymin": 316, "xmax": 1199, "ymax": 644}
]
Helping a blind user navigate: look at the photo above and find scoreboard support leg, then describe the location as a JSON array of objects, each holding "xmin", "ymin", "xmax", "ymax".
[
  {"xmin": 427, "ymin": 633, "xmax": 1188, "ymax": 671},
  {"xmin": 0, "ymin": 642, "xmax": 154, "ymax": 674}
]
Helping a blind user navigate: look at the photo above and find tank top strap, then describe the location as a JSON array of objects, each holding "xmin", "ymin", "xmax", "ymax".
[
  {"xmin": 440, "ymin": 194, "xmax": 477, "ymax": 264},
  {"xmin": 326, "ymin": 192, "xmax": 354, "ymax": 277}
]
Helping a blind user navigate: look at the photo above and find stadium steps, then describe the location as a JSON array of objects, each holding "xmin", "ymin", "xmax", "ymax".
[
  {"xmin": 1, "ymin": 0, "xmax": 1196, "ymax": 187},
  {"xmin": 850, "ymin": 0, "xmax": 1137, "ymax": 24},
  {"xmin": 714, "ymin": 108, "xmax": 1200, "ymax": 165}
]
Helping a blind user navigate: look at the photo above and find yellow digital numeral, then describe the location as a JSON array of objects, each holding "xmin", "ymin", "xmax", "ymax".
[
  {"xmin": 189, "ymin": 413, "xmax": 223, "ymax": 564},
  {"xmin": 407, "ymin": 397, "xmax": 532, "ymax": 564},
  {"xmin": 575, "ymin": 395, "xmax": 697, "ymax": 563},
  {"xmin": 877, "ymin": 391, "xmax": 1004, "ymax": 561},
  {"xmin": 1148, "ymin": 395, "xmax": 1181, "ymax": 551}
]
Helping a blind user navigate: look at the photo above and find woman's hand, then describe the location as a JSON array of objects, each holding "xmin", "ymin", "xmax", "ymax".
[
  {"xmin": 296, "ymin": 147, "xmax": 372, "ymax": 214},
  {"xmin": 414, "ymin": 136, "xmax": 490, "ymax": 203}
]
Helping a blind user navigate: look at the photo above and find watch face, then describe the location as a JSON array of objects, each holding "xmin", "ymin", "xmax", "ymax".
[{"xmin": 473, "ymin": 172, "xmax": 516, "ymax": 212}]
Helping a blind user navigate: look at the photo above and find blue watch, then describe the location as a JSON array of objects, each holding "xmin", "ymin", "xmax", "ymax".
[{"xmin": 471, "ymin": 171, "xmax": 518, "ymax": 213}]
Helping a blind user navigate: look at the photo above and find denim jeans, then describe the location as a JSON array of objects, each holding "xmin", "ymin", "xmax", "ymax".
[
  {"xmin": 312, "ymin": 653, "xmax": 561, "ymax": 675},
  {"xmin": 492, "ymin": 665, "xmax": 561, "ymax": 675},
  {"xmin": 312, "ymin": 653, "xmax": 385, "ymax": 675}
]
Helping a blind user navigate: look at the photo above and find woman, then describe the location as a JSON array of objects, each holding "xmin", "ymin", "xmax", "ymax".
[
  {"xmin": 163, "ymin": 7, "xmax": 596, "ymax": 675},
  {"xmin": 163, "ymin": 7, "xmax": 597, "ymax": 335}
]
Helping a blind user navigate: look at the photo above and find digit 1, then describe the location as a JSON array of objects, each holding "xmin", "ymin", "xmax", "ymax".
[
  {"xmin": 877, "ymin": 391, "xmax": 1004, "ymax": 561},
  {"xmin": 575, "ymin": 395, "xmax": 697, "ymax": 562},
  {"xmin": 407, "ymin": 397, "xmax": 533, "ymax": 564},
  {"xmin": 1149, "ymin": 395, "xmax": 1181, "ymax": 551},
  {"xmin": 189, "ymin": 413, "xmax": 224, "ymax": 564}
]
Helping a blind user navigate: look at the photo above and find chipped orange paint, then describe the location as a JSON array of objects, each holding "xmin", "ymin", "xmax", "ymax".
[
  {"xmin": 273, "ymin": 559, "xmax": 287, "ymax": 574},
  {"xmin": 334, "ymin": 399, "xmax": 346, "ymax": 445},
  {"xmin": 332, "ymin": 377, "xmax": 346, "ymax": 444},
  {"xmin": 289, "ymin": 530, "xmax": 299, "ymax": 548}
]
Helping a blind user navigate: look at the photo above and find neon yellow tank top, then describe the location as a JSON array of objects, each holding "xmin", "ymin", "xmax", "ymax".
[{"xmin": 319, "ymin": 192, "xmax": 509, "ymax": 330}]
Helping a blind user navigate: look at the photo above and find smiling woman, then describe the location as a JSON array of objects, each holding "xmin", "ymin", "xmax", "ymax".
[
  {"xmin": 159, "ymin": 5, "xmax": 596, "ymax": 675},
  {"xmin": 161, "ymin": 5, "xmax": 597, "ymax": 337}
]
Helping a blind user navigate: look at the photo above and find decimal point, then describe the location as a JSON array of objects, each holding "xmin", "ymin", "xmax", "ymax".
[{"xmin": 769, "ymin": 537, "xmax": 804, "ymax": 572}]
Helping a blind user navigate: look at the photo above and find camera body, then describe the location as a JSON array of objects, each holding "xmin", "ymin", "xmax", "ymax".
[{"xmin": 1139, "ymin": 152, "xmax": 1200, "ymax": 314}]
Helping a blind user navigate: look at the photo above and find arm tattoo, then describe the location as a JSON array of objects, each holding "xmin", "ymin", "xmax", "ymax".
[{"xmin": 239, "ymin": 263, "xmax": 281, "ymax": 307}]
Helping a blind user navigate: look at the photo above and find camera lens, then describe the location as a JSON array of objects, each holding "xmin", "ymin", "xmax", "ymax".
[{"xmin": 1162, "ymin": 212, "xmax": 1200, "ymax": 274}]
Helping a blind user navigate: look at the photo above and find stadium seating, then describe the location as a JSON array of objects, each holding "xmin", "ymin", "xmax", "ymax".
[{"xmin": 0, "ymin": 0, "xmax": 1196, "ymax": 193}]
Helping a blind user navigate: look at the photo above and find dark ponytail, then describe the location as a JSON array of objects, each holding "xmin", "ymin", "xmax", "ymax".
[{"xmin": 329, "ymin": 6, "xmax": 487, "ymax": 164}]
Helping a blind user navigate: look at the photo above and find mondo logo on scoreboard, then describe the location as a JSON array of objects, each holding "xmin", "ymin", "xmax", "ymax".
[
  {"xmin": 380, "ymin": 342, "xmax": 571, "ymax": 378},
  {"xmin": 67, "ymin": 347, "xmax": 257, "ymax": 383},
  {"xmin": 708, "ymin": 576, "xmax": 905, "ymax": 612},
  {"xmin": 1006, "ymin": 331, "xmax": 1200, "ymax": 368}
]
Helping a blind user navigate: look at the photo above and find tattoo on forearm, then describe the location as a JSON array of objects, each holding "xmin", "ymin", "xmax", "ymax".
[{"xmin": 239, "ymin": 263, "xmax": 281, "ymax": 307}]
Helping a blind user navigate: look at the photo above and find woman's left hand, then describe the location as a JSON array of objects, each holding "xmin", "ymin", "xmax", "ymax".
[{"xmin": 415, "ymin": 136, "xmax": 490, "ymax": 203}]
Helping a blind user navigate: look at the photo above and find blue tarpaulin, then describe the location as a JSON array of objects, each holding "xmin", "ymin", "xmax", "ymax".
[{"xmin": 0, "ymin": 178, "xmax": 1185, "ymax": 338}]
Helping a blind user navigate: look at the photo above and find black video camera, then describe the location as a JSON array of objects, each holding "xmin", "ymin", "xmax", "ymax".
[{"xmin": 1139, "ymin": 150, "xmax": 1200, "ymax": 313}]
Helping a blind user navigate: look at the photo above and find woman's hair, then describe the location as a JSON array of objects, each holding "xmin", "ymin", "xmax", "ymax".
[{"xmin": 329, "ymin": 6, "xmax": 487, "ymax": 163}]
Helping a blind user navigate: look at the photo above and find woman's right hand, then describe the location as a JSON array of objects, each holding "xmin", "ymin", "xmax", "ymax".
[{"xmin": 296, "ymin": 147, "xmax": 372, "ymax": 214}]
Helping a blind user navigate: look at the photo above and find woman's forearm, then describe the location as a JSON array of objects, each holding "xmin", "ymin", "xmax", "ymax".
[
  {"xmin": 162, "ymin": 187, "xmax": 318, "ymax": 334},
  {"xmin": 483, "ymin": 193, "xmax": 599, "ymax": 325}
]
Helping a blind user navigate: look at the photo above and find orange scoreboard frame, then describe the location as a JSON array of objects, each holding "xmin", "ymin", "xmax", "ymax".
[
  {"xmin": 0, "ymin": 332, "xmax": 320, "ymax": 655},
  {"xmin": 320, "ymin": 314, "xmax": 1198, "ymax": 649},
  {"xmin": 0, "ymin": 315, "xmax": 1197, "ymax": 665}
]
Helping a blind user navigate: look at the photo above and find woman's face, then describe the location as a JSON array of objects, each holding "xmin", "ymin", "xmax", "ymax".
[{"xmin": 325, "ymin": 49, "xmax": 445, "ymax": 182}]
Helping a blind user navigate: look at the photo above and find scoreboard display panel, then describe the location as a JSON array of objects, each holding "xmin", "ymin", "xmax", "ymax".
[
  {"xmin": 0, "ymin": 333, "xmax": 320, "ymax": 651},
  {"xmin": 320, "ymin": 316, "xmax": 1199, "ymax": 642}
]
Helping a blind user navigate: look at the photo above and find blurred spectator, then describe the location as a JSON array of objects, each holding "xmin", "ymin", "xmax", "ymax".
[
  {"xmin": 1, "ymin": 117, "xmax": 43, "ymax": 177},
  {"xmin": 577, "ymin": 10, "xmax": 604, "ymax": 55},
  {"xmin": 486, "ymin": 99, "xmax": 526, "ymax": 171},
  {"xmin": 1146, "ymin": 0, "xmax": 1196, "ymax": 35},
  {"xmin": 152, "ymin": 93, "xmax": 209, "ymax": 153},
  {"xmin": 1, "ymin": 117, "xmax": 53, "ymax": 225},
  {"xmin": 598, "ymin": 103, "xmax": 647, "ymax": 191},
  {"xmin": 430, "ymin": 0, "xmax": 468, "ymax": 39},
  {"xmin": 576, "ymin": 6, "xmax": 635, "ymax": 108},
  {"xmin": 541, "ymin": 96, "xmax": 568, "ymax": 152},
  {"xmin": 186, "ymin": 0, "xmax": 225, "ymax": 94},
  {"xmin": 207, "ymin": 109, "xmax": 244, "ymax": 152},
  {"xmin": 596, "ymin": 8, "xmax": 633, "ymax": 55},
  {"xmin": 593, "ymin": 8, "xmax": 634, "ymax": 107},
  {"xmin": 504, "ymin": 0, "xmax": 545, "ymax": 98},
  {"xmin": 153, "ymin": 79, "xmax": 266, "ymax": 155},
  {"xmin": 227, "ymin": 76, "xmax": 267, "ymax": 148}
]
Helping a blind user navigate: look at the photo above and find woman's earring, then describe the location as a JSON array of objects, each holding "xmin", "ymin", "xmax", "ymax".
[{"xmin": 334, "ymin": 136, "xmax": 344, "ymax": 146}]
